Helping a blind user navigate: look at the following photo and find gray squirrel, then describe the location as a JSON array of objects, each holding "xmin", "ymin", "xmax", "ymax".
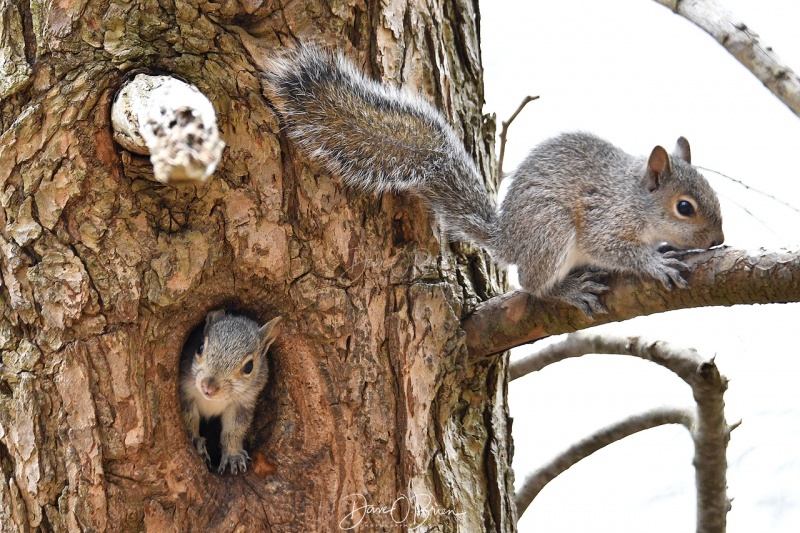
[
  {"xmin": 179, "ymin": 310, "xmax": 281, "ymax": 474},
  {"xmin": 262, "ymin": 46, "xmax": 724, "ymax": 316}
]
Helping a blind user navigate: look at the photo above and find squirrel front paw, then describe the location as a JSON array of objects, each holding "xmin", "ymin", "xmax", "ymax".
[
  {"xmin": 218, "ymin": 448, "xmax": 251, "ymax": 475},
  {"xmin": 193, "ymin": 437, "xmax": 212, "ymax": 466},
  {"xmin": 649, "ymin": 254, "xmax": 690, "ymax": 290}
]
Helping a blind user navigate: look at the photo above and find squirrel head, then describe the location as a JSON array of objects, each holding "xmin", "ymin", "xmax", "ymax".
[
  {"xmin": 192, "ymin": 310, "xmax": 282, "ymax": 403},
  {"xmin": 641, "ymin": 137, "xmax": 724, "ymax": 250}
]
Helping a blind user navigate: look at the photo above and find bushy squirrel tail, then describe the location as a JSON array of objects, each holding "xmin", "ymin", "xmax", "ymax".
[{"xmin": 262, "ymin": 46, "xmax": 498, "ymax": 247}]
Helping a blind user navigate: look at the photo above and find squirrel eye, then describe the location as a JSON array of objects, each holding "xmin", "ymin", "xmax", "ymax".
[
  {"xmin": 242, "ymin": 360, "xmax": 254, "ymax": 375},
  {"xmin": 676, "ymin": 200, "xmax": 695, "ymax": 217},
  {"xmin": 196, "ymin": 343, "xmax": 204, "ymax": 357}
]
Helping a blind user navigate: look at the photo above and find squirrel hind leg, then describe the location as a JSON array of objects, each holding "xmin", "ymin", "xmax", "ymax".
[{"xmin": 539, "ymin": 268, "xmax": 610, "ymax": 318}]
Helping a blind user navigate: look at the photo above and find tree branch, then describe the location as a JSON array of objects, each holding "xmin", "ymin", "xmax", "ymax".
[
  {"xmin": 464, "ymin": 247, "xmax": 800, "ymax": 358},
  {"xmin": 516, "ymin": 407, "xmax": 695, "ymax": 517},
  {"xmin": 510, "ymin": 330, "xmax": 714, "ymax": 383},
  {"xmin": 653, "ymin": 0, "xmax": 800, "ymax": 118},
  {"xmin": 111, "ymin": 74, "xmax": 225, "ymax": 184},
  {"xmin": 513, "ymin": 334, "xmax": 732, "ymax": 531}
]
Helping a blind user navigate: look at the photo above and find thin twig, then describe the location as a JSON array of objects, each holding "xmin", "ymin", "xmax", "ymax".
[
  {"xmin": 698, "ymin": 165, "xmax": 800, "ymax": 214},
  {"xmin": 497, "ymin": 95, "xmax": 539, "ymax": 179},
  {"xmin": 515, "ymin": 407, "xmax": 695, "ymax": 517}
]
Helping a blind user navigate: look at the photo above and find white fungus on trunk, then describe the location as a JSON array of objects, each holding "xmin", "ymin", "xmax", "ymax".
[{"xmin": 111, "ymin": 74, "xmax": 225, "ymax": 184}]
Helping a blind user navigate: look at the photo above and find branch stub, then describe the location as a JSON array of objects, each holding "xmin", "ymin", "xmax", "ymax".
[{"xmin": 111, "ymin": 74, "xmax": 225, "ymax": 185}]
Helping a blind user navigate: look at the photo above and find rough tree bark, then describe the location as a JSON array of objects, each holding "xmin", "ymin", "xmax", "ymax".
[{"xmin": 0, "ymin": 0, "xmax": 514, "ymax": 531}]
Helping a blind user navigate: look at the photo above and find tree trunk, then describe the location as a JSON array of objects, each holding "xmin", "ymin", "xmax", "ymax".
[{"xmin": 0, "ymin": 0, "xmax": 515, "ymax": 531}]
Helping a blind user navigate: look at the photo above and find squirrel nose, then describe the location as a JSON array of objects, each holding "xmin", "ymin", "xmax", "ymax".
[
  {"xmin": 708, "ymin": 229, "xmax": 724, "ymax": 248},
  {"xmin": 200, "ymin": 377, "xmax": 219, "ymax": 397}
]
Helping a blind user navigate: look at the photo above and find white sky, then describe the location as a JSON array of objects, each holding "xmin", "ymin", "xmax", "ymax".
[{"xmin": 479, "ymin": 1, "xmax": 800, "ymax": 531}]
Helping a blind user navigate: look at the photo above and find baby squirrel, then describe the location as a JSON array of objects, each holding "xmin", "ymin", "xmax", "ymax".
[
  {"xmin": 262, "ymin": 46, "xmax": 724, "ymax": 316},
  {"xmin": 179, "ymin": 310, "xmax": 281, "ymax": 475}
]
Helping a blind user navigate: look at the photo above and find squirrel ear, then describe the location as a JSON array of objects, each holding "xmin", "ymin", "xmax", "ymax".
[
  {"xmin": 257, "ymin": 316, "xmax": 282, "ymax": 356},
  {"xmin": 204, "ymin": 309, "xmax": 226, "ymax": 335},
  {"xmin": 644, "ymin": 145, "xmax": 672, "ymax": 192},
  {"xmin": 673, "ymin": 137, "xmax": 691, "ymax": 164}
]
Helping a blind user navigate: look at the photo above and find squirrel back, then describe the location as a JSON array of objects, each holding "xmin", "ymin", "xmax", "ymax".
[{"xmin": 263, "ymin": 46, "xmax": 498, "ymax": 246}]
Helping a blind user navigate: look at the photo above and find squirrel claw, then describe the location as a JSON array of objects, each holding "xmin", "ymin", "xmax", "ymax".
[
  {"xmin": 579, "ymin": 280, "xmax": 610, "ymax": 295},
  {"xmin": 663, "ymin": 257, "xmax": 690, "ymax": 272},
  {"xmin": 218, "ymin": 449, "xmax": 251, "ymax": 475},
  {"xmin": 193, "ymin": 437, "xmax": 212, "ymax": 466},
  {"xmin": 654, "ymin": 257, "xmax": 689, "ymax": 290},
  {"xmin": 548, "ymin": 269, "xmax": 610, "ymax": 319},
  {"xmin": 575, "ymin": 295, "xmax": 608, "ymax": 319}
]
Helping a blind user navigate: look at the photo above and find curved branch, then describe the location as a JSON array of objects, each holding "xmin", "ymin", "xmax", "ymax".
[
  {"xmin": 510, "ymin": 330, "xmax": 712, "ymax": 384},
  {"xmin": 515, "ymin": 407, "xmax": 695, "ymax": 517},
  {"xmin": 464, "ymin": 247, "xmax": 800, "ymax": 358},
  {"xmin": 111, "ymin": 74, "xmax": 225, "ymax": 185},
  {"xmin": 653, "ymin": 0, "xmax": 800, "ymax": 118},
  {"xmin": 513, "ymin": 334, "xmax": 732, "ymax": 530}
]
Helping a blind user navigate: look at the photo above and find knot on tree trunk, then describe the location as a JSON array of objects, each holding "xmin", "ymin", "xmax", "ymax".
[{"xmin": 111, "ymin": 74, "xmax": 225, "ymax": 185}]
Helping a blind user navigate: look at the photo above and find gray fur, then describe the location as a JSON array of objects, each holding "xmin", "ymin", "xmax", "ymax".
[
  {"xmin": 496, "ymin": 132, "xmax": 724, "ymax": 314},
  {"xmin": 179, "ymin": 311, "xmax": 281, "ymax": 474},
  {"xmin": 263, "ymin": 45, "xmax": 498, "ymax": 246},
  {"xmin": 263, "ymin": 47, "xmax": 724, "ymax": 317}
]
